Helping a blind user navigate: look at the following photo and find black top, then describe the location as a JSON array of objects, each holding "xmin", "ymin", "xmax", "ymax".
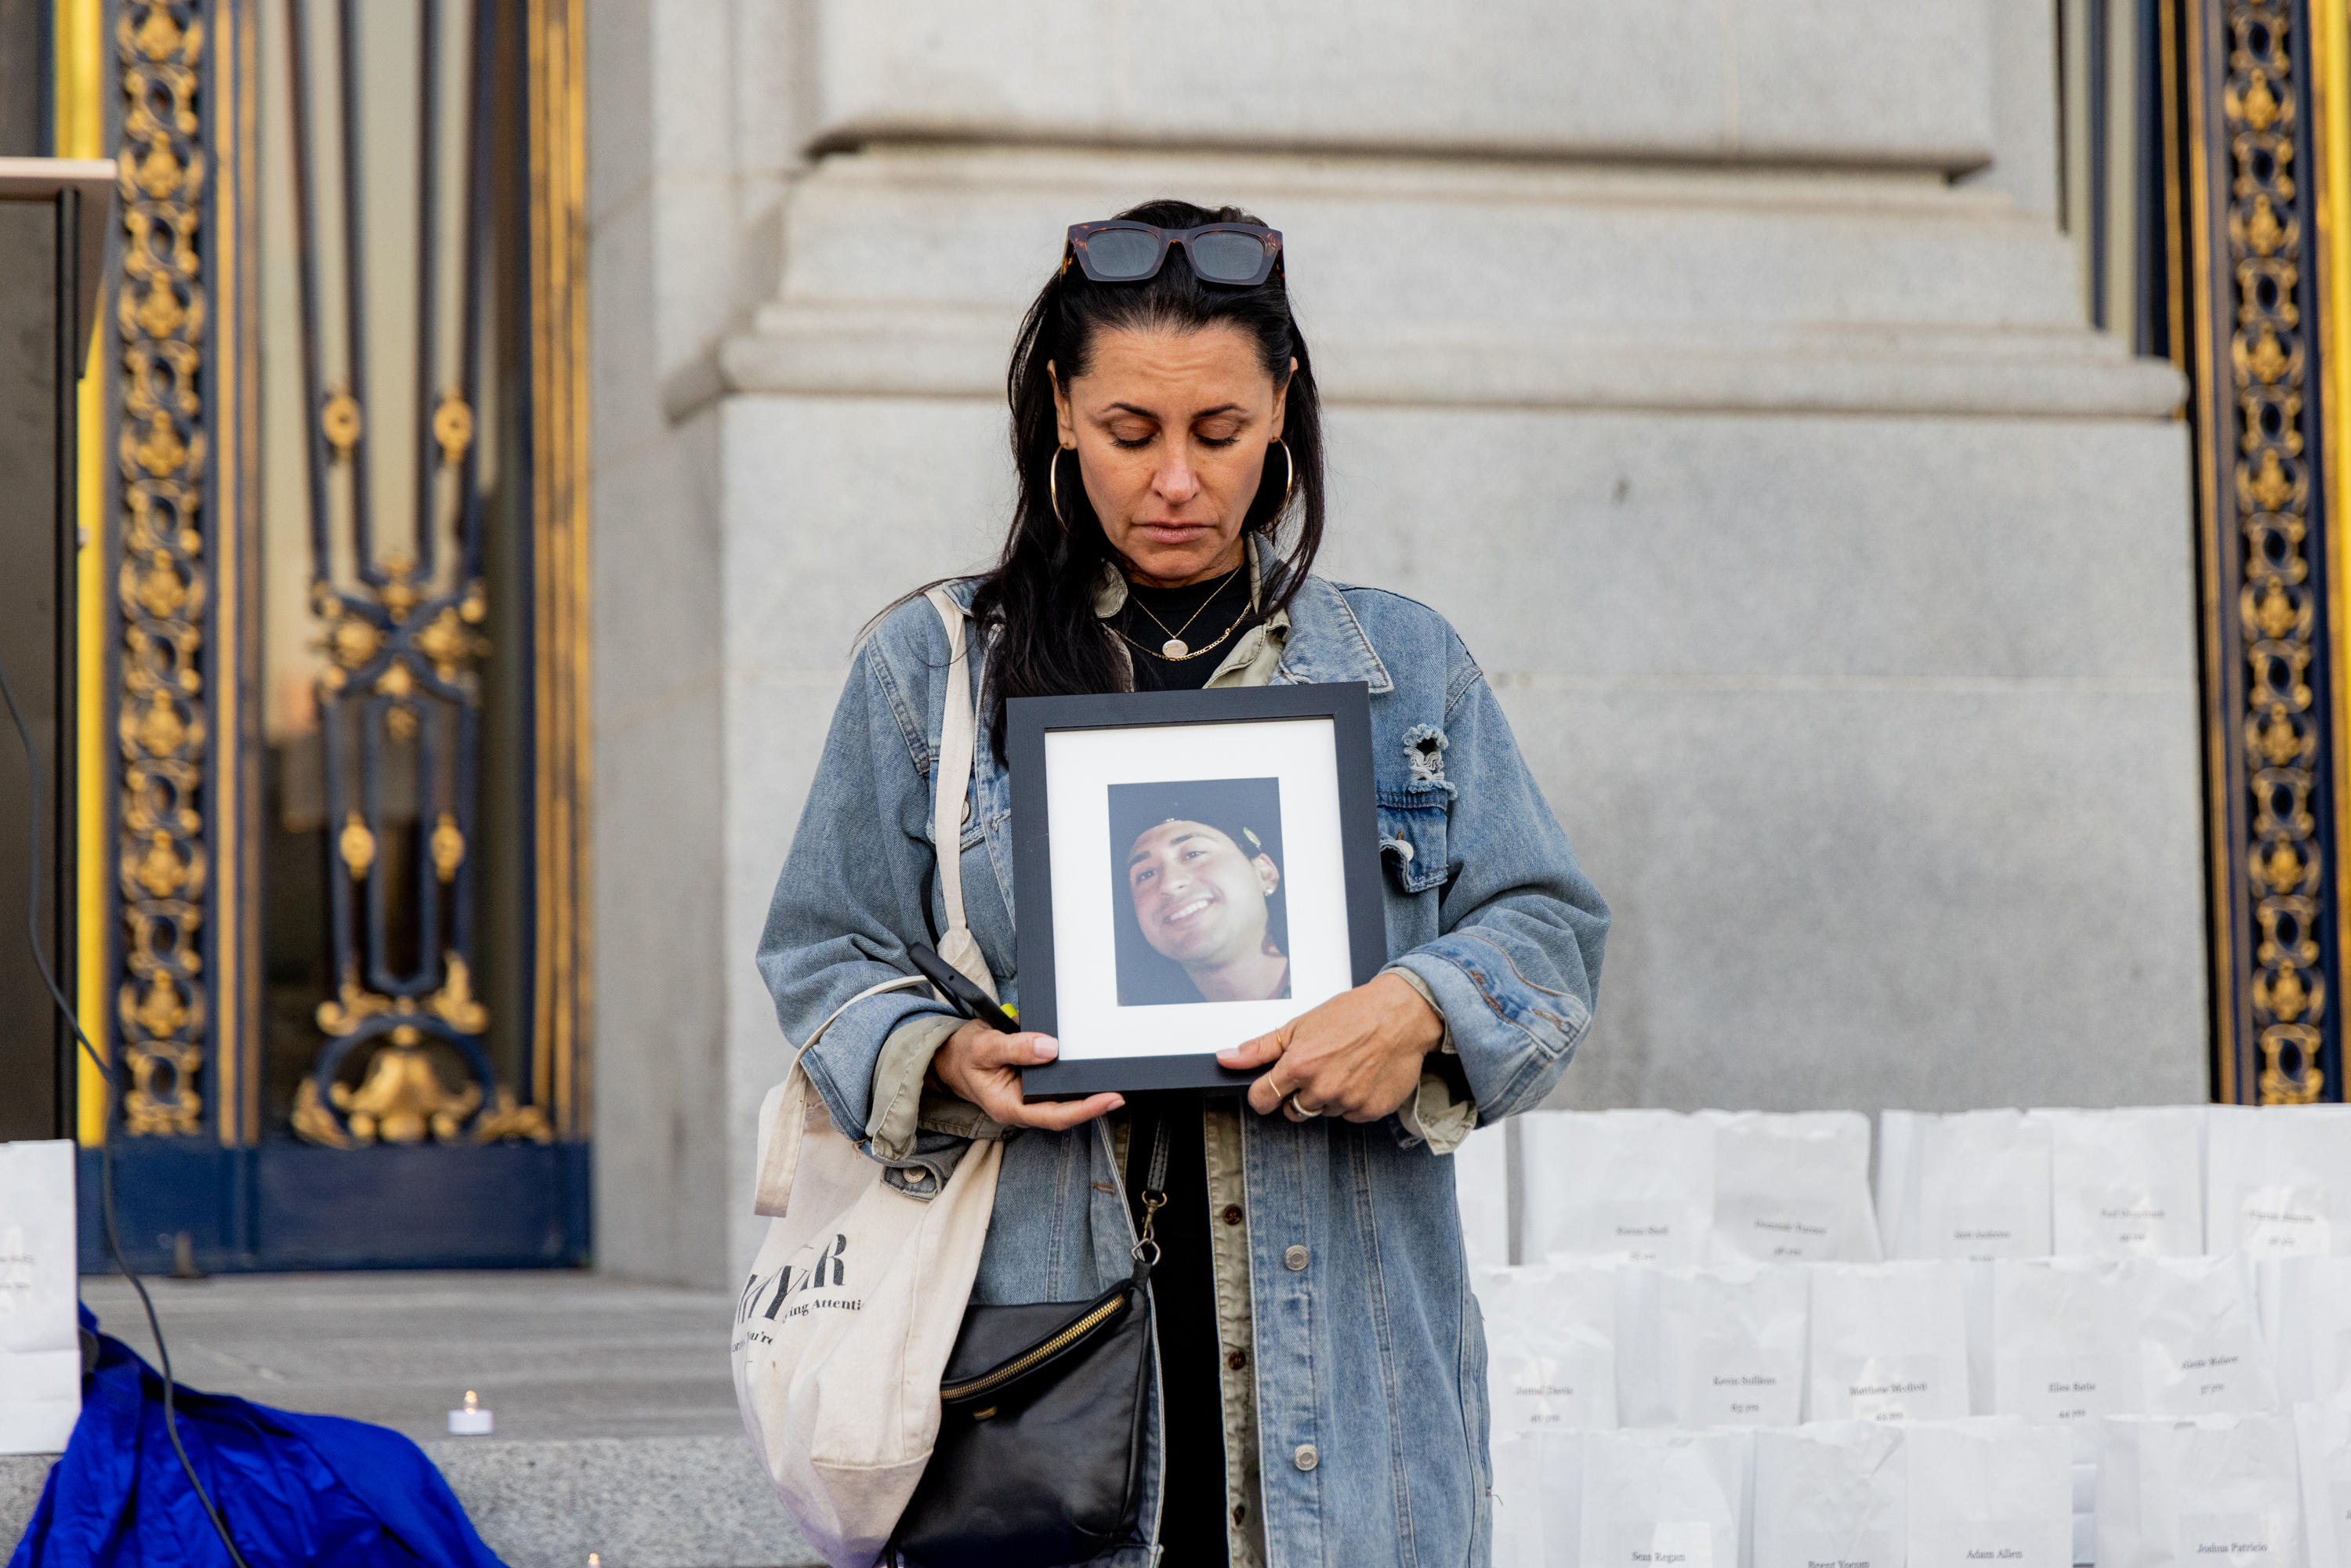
[
  {"xmin": 1119, "ymin": 567, "xmax": 1260, "ymax": 693},
  {"xmin": 1125, "ymin": 1097, "xmax": 1231, "ymax": 1564},
  {"xmin": 1114, "ymin": 561, "xmax": 1262, "ymax": 1564}
]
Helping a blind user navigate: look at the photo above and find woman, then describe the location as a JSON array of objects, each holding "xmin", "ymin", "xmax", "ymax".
[
  {"xmin": 1116, "ymin": 779, "xmax": 1291, "ymax": 1005},
  {"xmin": 757, "ymin": 200, "xmax": 1608, "ymax": 1568}
]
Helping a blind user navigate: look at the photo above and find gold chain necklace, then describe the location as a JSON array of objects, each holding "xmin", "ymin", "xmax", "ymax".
[
  {"xmin": 1117, "ymin": 598, "xmax": 1255, "ymax": 663},
  {"xmin": 1128, "ymin": 563, "xmax": 1244, "ymax": 659}
]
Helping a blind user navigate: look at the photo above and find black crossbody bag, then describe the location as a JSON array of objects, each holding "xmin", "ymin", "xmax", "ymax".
[{"xmin": 885, "ymin": 1115, "xmax": 1171, "ymax": 1568}]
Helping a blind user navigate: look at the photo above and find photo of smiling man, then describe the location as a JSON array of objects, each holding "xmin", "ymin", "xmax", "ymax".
[{"xmin": 1110, "ymin": 777, "xmax": 1292, "ymax": 1007}]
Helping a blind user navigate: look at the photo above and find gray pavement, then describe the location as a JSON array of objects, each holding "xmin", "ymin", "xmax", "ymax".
[
  {"xmin": 3, "ymin": 1270, "xmax": 819, "ymax": 1568},
  {"xmin": 78, "ymin": 1270, "xmax": 745, "ymax": 1443}
]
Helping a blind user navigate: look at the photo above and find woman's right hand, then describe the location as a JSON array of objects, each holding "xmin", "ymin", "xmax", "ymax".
[{"xmin": 930, "ymin": 1019, "xmax": 1124, "ymax": 1132}]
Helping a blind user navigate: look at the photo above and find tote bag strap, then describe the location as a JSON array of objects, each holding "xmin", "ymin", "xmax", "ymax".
[
  {"xmin": 755, "ymin": 972, "xmax": 935, "ymax": 1218},
  {"xmin": 924, "ymin": 588, "xmax": 999, "ymax": 1002},
  {"xmin": 754, "ymin": 591, "xmax": 997, "ymax": 1219}
]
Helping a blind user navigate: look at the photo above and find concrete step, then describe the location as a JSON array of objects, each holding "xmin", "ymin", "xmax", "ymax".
[{"xmin": 3, "ymin": 1272, "xmax": 820, "ymax": 1568}]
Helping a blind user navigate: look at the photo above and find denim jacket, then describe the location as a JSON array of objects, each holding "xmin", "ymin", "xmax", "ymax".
[{"xmin": 755, "ymin": 563, "xmax": 1608, "ymax": 1568}]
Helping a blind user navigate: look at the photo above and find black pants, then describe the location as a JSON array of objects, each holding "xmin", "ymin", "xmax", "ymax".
[{"xmin": 1125, "ymin": 1096, "xmax": 1230, "ymax": 1566}]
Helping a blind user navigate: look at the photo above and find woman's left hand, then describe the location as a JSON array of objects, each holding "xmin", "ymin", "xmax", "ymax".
[{"xmin": 1216, "ymin": 972, "xmax": 1444, "ymax": 1123}]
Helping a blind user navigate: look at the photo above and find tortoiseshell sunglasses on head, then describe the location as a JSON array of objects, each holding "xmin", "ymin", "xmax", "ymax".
[{"xmin": 1063, "ymin": 221, "xmax": 1284, "ymax": 287}]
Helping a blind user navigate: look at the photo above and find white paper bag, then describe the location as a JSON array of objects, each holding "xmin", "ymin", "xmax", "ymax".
[
  {"xmin": 0, "ymin": 1140, "xmax": 80, "ymax": 1456},
  {"xmin": 1458, "ymin": 1122, "xmax": 1512, "ymax": 1270},
  {"xmin": 1750, "ymin": 1420, "xmax": 1904, "ymax": 1568},
  {"xmin": 2207, "ymin": 1103, "xmax": 2351, "ymax": 1258},
  {"xmin": 1875, "ymin": 1111, "xmax": 1914, "ymax": 1258},
  {"xmin": 1702, "ymin": 1111, "xmax": 1882, "ymax": 1265},
  {"xmin": 1621, "ymin": 1262, "xmax": 1805, "ymax": 1429},
  {"xmin": 2137, "ymin": 1255, "xmax": 2277, "ymax": 1418},
  {"xmin": 1479, "ymin": 1262, "xmax": 1621, "ymax": 1432},
  {"xmin": 1904, "ymin": 1417, "xmax": 2073, "ymax": 1568},
  {"xmin": 1543, "ymin": 1430, "xmax": 1592, "ymax": 1568},
  {"xmin": 1523, "ymin": 1110, "xmax": 1714, "ymax": 1266},
  {"xmin": 1990, "ymin": 1258, "xmax": 2143, "ymax": 1457},
  {"xmin": 1491, "ymin": 1430, "xmax": 1551, "ymax": 1568},
  {"xmin": 1880, "ymin": 1110, "xmax": 2053, "ymax": 1260},
  {"xmin": 2034, "ymin": 1106, "xmax": 2206, "ymax": 1258},
  {"xmin": 2295, "ymin": 1400, "xmax": 2351, "ymax": 1567},
  {"xmin": 2266, "ymin": 1256, "xmax": 2351, "ymax": 1407},
  {"xmin": 2096, "ymin": 1412, "xmax": 2302, "ymax": 1568},
  {"xmin": 1578, "ymin": 1428, "xmax": 1750, "ymax": 1568},
  {"xmin": 1806, "ymin": 1261, "xmax": 1973, "ymax": 1423},
  {"xmin": 1990, "ymin": 1257, "xmax": 2276, "ymax": 1463},
  {"xmin": 1491, "ymin": 1429, "xmax": 1593, "ymax": 1568}
]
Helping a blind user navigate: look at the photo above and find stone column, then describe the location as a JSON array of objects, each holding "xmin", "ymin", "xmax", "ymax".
[
  {"xmin": 593, "ymin": 0, "xmax": 2204, "ymax": 1287},
  {"xmin": 585, "ymin": 0, "xmax": 804, "ymax": 1284}
]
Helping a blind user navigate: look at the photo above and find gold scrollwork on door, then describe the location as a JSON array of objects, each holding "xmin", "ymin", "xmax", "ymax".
[
  {"xmin": 113, "ymin": 0, "xmax": 210, "ymax": 1137},
  {"xmin": 2219, "ymin": 2, "xmax": 2331, "ymax": 1103}
]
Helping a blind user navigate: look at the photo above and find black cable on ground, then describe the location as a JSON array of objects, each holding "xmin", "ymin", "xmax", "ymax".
[{"xmin": 0, "ymin": 652, "xmax": 253, "ymax": 1568}]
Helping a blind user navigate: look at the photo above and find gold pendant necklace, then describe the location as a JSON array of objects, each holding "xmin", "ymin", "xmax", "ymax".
[
  {"xmin": 1129, "ymin": 563, "xmax": 1243, "ymax": 659},
  {"xmin": 1118, "ymin": 596, "xmax": 1255, "ymax": 663}
]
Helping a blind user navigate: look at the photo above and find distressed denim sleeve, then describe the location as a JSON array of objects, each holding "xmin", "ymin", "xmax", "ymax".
[
  {"xmin": 752, "ymin": 632, "xmax": 964, "ymax": 1149},
  {"xmin": 1385, "ymin": 646, "xmax": 1610, "ymax": 1125}
]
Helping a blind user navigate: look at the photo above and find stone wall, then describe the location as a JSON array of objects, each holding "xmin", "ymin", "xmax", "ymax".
[{"xmin": 587, "ymin": 0, "xmax": 2205, "ymax": 1288}]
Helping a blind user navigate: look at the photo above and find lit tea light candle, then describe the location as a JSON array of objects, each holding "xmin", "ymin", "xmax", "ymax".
[{"xmin": 447, "ymin": 1389, "xmax": 494, "ymax": 1435}]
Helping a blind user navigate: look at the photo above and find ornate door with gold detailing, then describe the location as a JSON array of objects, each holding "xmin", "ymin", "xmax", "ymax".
[
  {"xmin": 63, "ymin": 0, "xmax": 588, "ymax": 1270},
  {"xmin": 2077, "ymin": 0, "xmax": 2351, "ymax": 1103},
  {"xmin": 2165, "ymin": 0, "xmax": 2351, "ymax": 1103}
]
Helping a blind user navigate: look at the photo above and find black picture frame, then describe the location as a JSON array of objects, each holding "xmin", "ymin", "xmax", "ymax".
[{"xmin": 1007, "ymin": 683, "xmax": 1385, "ymax": 1099}]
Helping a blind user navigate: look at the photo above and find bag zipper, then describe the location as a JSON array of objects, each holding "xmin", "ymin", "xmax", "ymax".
[
  {"xmin": 939, "ymin": 1115, "xmax": 1172, "ymax": 1407},
  {"xmin": 940, "ymin": 1289, "xmax": 1132, "ymax": 1404}
]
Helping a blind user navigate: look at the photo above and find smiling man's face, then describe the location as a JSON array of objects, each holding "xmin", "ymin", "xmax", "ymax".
[{"xmin": 1125, "ymin": 819, "xmax": 1279, "ymax": 968}]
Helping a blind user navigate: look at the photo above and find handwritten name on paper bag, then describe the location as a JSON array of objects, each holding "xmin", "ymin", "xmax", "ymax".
[
  {"xmin": 2181, "ymin": 1513, "xmax": 2291, "ymax": 1565},
  {"xmin": 2241, "ymin": 1186, "xmax": 2331, "ymax": 1256},
  {"xmin": 1916, "ymin": 1523, "xmax": 2053, "ymax": 1568},
  {"xmin": 1607, "ymin": 1523, "xmax": 1714, "ymax": 1568}
]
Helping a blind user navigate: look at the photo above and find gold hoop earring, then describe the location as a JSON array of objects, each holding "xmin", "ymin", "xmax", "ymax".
[
  {"xmin": 1269, "ymin": 437, "xmax": 1295, "ymax": 520},
  {"xmin": 1049, "ymin": 447, "xmax": 1072, "ymax": 531}
]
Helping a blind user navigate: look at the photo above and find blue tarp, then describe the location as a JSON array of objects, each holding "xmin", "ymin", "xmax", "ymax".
[{"xmin": 9, "ymin": 1306, "xmax": 506, "ymax": 1568}]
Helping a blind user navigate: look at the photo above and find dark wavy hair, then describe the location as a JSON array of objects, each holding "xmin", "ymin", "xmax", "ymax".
[{"xmin": 954, "ymin": 198, "xmax": 1327, "ymax": 754}]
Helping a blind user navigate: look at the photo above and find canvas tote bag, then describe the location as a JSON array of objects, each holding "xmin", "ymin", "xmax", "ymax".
[{"xmin": 731, "ymin": 589, "xmax": 1005, "ymax": 1568}]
